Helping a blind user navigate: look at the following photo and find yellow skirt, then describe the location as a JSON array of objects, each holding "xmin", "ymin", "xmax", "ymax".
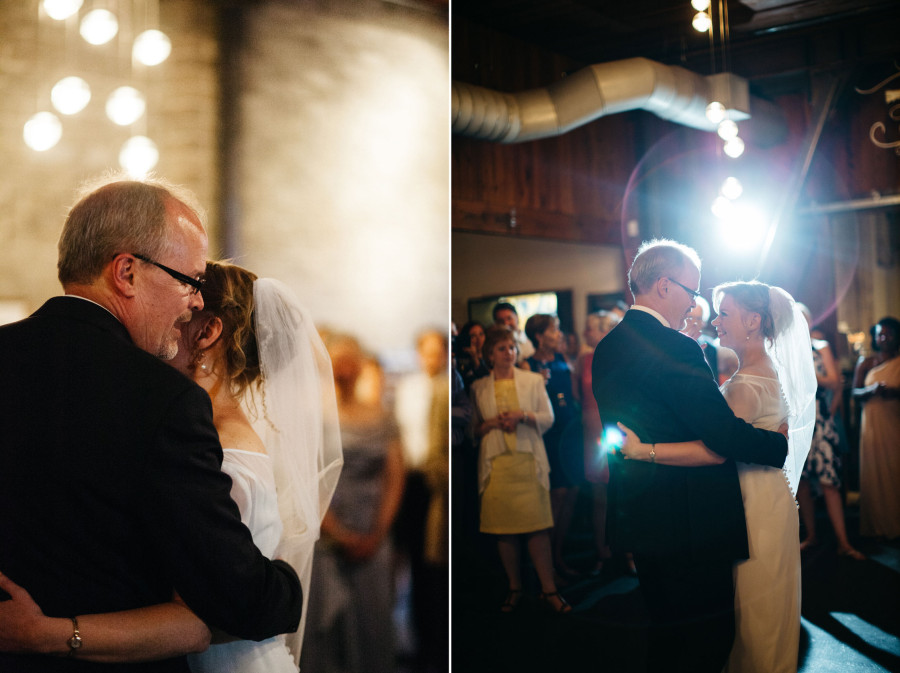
[{"xmin": 480, "ymin": 451, "xmax": 553, "ymax": 534}]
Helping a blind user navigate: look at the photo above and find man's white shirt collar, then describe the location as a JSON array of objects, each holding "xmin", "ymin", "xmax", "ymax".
[
  {"xmin": 631, "ymin": 304, "xmax": 671, "ymax": 328},
  {"xmin": 62, "ymin": 294, "xmax": 121, "ymax": 322}
]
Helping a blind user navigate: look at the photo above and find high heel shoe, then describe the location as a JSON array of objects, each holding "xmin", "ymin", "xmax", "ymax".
[
  {"xmin": 500, "ymin": 589, "xmax": 523, "ymax": 613},
  {"xmin": 538, "ymin": 591, "xmax": 572, "ymax": 614}
]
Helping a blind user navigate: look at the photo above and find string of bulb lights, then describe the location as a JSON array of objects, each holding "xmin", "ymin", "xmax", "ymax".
[
  {"xmin": 689, "ymin": 0, "xmax": 756, "ymax": 240},
  {"xmin": 24, "ymin": 0, "xmax": 172, "ymax": 178}
]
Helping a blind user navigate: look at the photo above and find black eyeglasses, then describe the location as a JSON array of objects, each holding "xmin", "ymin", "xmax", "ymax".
[
  {"xmin": 132, "ymin": 253, "xmax": 205, "ymax": 295},
  {"xmin": 664, "ymin": 277, "xmax": 701, "ymax": 299}
]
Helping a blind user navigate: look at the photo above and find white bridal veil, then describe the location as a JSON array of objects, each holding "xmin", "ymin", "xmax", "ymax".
[
  {"xmin": 247, "ymin": 278, "xmax": 343, "ymax": 665},
  {"xmin": 766, "ymin": 286, "xmax": 817, "ymax": 496}
]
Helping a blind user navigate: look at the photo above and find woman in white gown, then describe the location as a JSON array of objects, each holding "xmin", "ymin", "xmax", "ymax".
[
  {"xmin": 0, "ymin": 261, "xmax": 342, "ymax": 672},
  {"xmin": 619, "ymin": 281, "xmax": 816, "ymax": 673}
]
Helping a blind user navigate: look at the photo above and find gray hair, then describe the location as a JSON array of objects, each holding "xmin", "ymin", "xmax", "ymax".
[
  {"xmin": 57, "ymin": 173, "xmax": 206, "ymax": 286},
  {"xmin": 628, "ymin": 239, "xmax": 702, "ymax": 297}
]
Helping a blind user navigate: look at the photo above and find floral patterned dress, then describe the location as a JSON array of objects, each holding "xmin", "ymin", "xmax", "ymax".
[{"xmin": 801, "ymin": 346, "xmax": 842, "ymax": 494}]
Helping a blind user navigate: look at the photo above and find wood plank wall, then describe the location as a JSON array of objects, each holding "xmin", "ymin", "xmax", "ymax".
[{"xmin": 452, "ymin": 19, "xmax": 639, "ymax": 246}]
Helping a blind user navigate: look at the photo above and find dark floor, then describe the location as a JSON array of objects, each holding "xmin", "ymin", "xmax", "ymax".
[{"xmin": 451, "ymin": 488, "xmax": 900, "ymax": 673}]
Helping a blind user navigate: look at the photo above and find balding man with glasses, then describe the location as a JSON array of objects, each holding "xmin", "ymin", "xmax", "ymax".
[
  {"xmin": 0, "ymin": 177, "xmax": 302, "ymax": 672},
  {"xmin": 591, "ymin": 239, "xmax": 788, "ymax": 673}
]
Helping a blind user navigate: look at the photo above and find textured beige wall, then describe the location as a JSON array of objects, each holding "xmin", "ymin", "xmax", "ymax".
[
  {"xmin": 0, "ymin": 0, "xmax": 450, "ymax": 365},
  {"xmin": 0, "ymin": 0, "xmax": 220, "ymax": 315},
  {"xmin": 236, "ymin": 0, "xmax": 449, "ymax": 362}
]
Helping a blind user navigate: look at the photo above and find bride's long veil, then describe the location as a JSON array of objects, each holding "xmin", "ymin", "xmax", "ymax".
[
  {"xmin": 246, "ymin": 278, "xmax": 343, "ymax": 666},
  {"xmin": 767, "ymin": 287, "xmax": 817, "ymax": 497}
]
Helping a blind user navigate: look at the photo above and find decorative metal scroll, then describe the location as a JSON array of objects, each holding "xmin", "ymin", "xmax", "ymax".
[{"xmin": 855, "ymin": 63, "xmax": 900, "ymax": 155}]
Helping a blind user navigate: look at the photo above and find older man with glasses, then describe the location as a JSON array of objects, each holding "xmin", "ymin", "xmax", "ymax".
[
  {"xmin": 0, "ymin": 177, "xmax": 303, "ymax": 671},
  {"xmin": 591, "ymin": 238, "xmax": 788, "ymax": 673}
]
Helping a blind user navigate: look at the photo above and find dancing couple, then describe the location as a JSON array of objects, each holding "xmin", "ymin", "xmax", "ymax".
[
  {"xmin": 0, "ymin": 177, "xmax": 342, "ymax": 672},
  {"xmin": 592, "ymin": 239, "xmax": 816, "ymax": 673}
]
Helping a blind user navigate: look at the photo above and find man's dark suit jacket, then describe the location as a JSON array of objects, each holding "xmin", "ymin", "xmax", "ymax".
[
  {"xmin": 0, "ymin": 297, "xmax": 303, "ymax": 672},
  {"xmin": 591, "ymin": 309, "xmax": 788, "ymax": 562}
]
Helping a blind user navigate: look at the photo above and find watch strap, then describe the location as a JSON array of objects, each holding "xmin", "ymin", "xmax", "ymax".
[{"xmin": 67, "ymin": 616, "xmax": 82, "ymax": 656}]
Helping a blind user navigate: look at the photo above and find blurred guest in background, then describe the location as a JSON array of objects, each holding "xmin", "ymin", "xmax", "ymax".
[
  {"xmin": 796, "ymin": 305, "xmax": 864, "ymax": 559},
  {"xmin": 456, "ymin": 320, "xmax": 489, "ymax": 390},
  {"xmin": 393, "ymin": 329, "xmax": 448, "ymax": 672},
  {"xmin": 522, "ymin": 314, "xmax": 582, "ymax": 579},
  {"xmin": 302, "ymin": 334, "xmax": 405, "ymax": 673},
  {"xmin": 853, "ymin": 316, "xmax": 900, "ymax": 540},
  {"xmin": 493, "ymin": 302, "xmax": 535, "ymax": 363},
  {"xmin": 684, "ymin": 295, "xmax": 720, "ymax": 382},
  {"xmin": 575, "ymin": 310, "xmax": 621, "ymax": 574},
  {"xmin": 419, "ymin": 367, "xmax": 458, "ymax": 673},
  {"xmin": 563, "ymin": 330, "xmax": 581, "ymax": 368},
  {"xmin": 471, "ymin": 326, "xmax": 571, "ymax": 613}
]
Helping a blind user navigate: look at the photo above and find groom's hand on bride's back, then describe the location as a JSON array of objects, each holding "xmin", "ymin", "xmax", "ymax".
[{"xmin": 778, "ymin": 423, "xmax": 789, "ymax": 438}]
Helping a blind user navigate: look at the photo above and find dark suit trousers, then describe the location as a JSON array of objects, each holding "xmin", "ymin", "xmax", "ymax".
[{"xmin": 633, "ymin": 554, "xmax": 735, "ymax": 673}]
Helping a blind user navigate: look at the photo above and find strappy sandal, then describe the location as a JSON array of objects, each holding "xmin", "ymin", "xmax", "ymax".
[
  {"xmin": 500, "ymin": 589, "xmax": 523, "ymax": 613},
  {"xmin": 538, "ymin": 591, "xmax": 572, "ymax": 614},
  {"xmin": 837, "ymin": 547, "xmax": 866, "ymax": 561}
]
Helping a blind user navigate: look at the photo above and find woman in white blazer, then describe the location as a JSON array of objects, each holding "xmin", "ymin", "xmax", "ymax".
[{"xmin": 471, "ymin": 325, "xmax": 571, "ymax": 613}]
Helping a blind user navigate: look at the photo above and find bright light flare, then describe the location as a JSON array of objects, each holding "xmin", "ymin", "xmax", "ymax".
[
  {"xmin": 706, "ymin": 101, "xmax": 727, "ymax": 124},
  {"xmin": 51, "ymin": 76, "xmax": 91, "ymax": 115},
  {"xmin": 133, "ymin": 30, "xmax": 172, "ymax": 66},
  {"xmin": 80, "ymin": 9, "xmax": 118, "ymax": 45},
  {"xmin": 43, "ymin": 0, "xmax": 83, "ymax": 20},
  {"xmin": 720, "ymin": 176, "xmax": 743, "ymax": 200},
  {"xmin": 718, "ymin": 203, "xmax": 768, "ymax": 250},
  {"xmin": 691, "ymin": 0, "xmax": 711, "ymax": 11},
  {"xmin": 602, "ymin": 425, "xmax": 625, "ymax": 454},
  {"xmin": 119, "ymin": 136, "xmax": 159, "ymax": 178},
  {"xmin": 106, "ymin": 86, "xmax": 146, "ymax": 126},
  {"xmin": 23, "ymin": 112, "xmax": 62, "ymax": 151},
  {"xmin": 692, "ymin": 11, "xmax": 712, "ymax": 32},
  {"xmin": 724, "ymin": 136, "xmax": 746, "ymax": 158},
  {"xmin": 717, "ymin": 119, "xmax": 739, "ymax": 140},
  {"xmin": 711, "ymin": 195, "xmax": 733, "ymax": 219}
]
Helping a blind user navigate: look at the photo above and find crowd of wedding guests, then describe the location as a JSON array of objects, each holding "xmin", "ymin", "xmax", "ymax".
[{"xmin": 452, "ymin": 297, "xmax": 900, "ymax": 621}]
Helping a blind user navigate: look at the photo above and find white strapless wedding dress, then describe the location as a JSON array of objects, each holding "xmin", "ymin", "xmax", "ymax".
[
  {"xmin": 722, "ymin": 374, "xmax": 800, "ymax": 673},
  {"xmin": 187, "ymin": 449, "xmax": 299, "ymax": 673}
]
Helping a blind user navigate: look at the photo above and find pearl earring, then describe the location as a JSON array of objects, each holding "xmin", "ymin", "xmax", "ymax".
[{"xmin": 197, "ymin": 351, "xmax": 208, "ymax": 371}]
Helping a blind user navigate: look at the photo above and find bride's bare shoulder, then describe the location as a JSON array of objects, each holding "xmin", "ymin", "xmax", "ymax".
[{"xmin": 215, "ymin": 411, "xmax": 267, "ymax": 454}]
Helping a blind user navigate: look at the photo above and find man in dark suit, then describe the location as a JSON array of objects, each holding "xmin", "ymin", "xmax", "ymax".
[
  {"xmin": 591, "ymin": 239, "xmax": 787, "ymax": 673},
  {"xmin": 0, "ymin": 179, "xmax": 302, "ymax": 671}
]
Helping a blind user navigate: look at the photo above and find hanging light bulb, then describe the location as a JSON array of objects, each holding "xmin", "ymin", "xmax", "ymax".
[
  {"xmin": 720, "ymin": 176, "xmax": 743, "ymax": 200},
  {"xmin": 711, "ymin": 196, "xmax": 733, "ymax": 219},
  {"xmin": 133, "ymin": 30, "xmax": 172, "ymax": 66},
  {"xmin": 724, "ymin": 137, "xmax": 746, "ymax": 158},
  {"xmin": 706, "ymin": 102, "xmax": 727, "ymax": 124},
  {"xmin": 51, "ymin": 76, "xmax": 91, "ymax": 115},
  {"xmin": 717, "ymin": 119, "xmax": 739, "ymax": 140},
  {"xmin": 691, "ymin": 0, "xmax": 711, "ymax": 10},
  {"xmin": 119, "ymin": 136, "xmax": 159, "ymax": 178},
  {"xmin": 692, "ymin": 11, "xmax": 712, "ymax": 32},
  {"xmin": 43, "ymin": 0, "xmax": 83, "ymax": 20},
  {"xmin": 23, "ymin": 112, "xmax": 63, "ymax": 151},
  {"xmin": 80, "ymin": 9, "xmax": 118, "ymax": 45},
  {"xmin": 106, "ymin": 86, "xmax": 146, "ymax": 126}
]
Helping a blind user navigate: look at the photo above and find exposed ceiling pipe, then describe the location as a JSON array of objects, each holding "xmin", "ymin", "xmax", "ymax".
[{"xmin": 452, "ymin": 57, "xmax": 787, "ymax": 147}]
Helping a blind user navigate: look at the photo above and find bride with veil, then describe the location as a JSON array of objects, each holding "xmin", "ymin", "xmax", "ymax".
[
  {"xmin": 620, "ymin": 280, "xmax": 816, "ymax": 673},
  {"xmin": 0, "ymin": 261, "xmax": 342, "ymax": 671}
]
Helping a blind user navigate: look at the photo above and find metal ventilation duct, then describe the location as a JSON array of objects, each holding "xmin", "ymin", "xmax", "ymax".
[{"xmin": 452, "ymin": 57, "xmax": 787, "ymax": 146}]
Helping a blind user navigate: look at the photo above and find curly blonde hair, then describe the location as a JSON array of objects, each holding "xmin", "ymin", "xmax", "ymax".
[{"xmin": 198, "ymin": 260, "xmax": 260, "ymax": 398}]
